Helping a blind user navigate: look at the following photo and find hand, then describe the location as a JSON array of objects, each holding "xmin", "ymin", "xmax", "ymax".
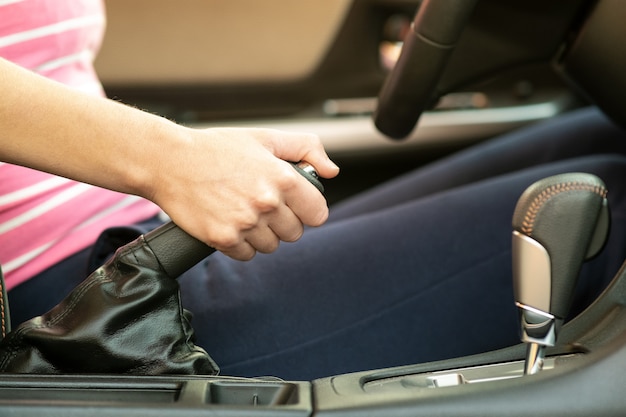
[{"xmin": 149, "ymin": 126, "xmax": 339, "ymax": 260}]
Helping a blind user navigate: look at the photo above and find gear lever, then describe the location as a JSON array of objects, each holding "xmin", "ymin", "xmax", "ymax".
[{"xmin": 511, "ymin": 173, "xmax": 609, "ymax": 375}]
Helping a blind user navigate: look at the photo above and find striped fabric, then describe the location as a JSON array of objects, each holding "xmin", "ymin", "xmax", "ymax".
[{"xmin": 0, "ymin": 0, "xmax": 160, "ymax": 289}]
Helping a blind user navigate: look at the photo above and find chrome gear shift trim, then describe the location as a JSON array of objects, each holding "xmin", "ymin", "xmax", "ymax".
[
  {"xmin": 524, "ymin": 342, "xmax": 545, "ymax": 375},
  {"xmin": 516, "ymin": 302, "xmax": 558, "ymax": 375},
  {"xmin": 511, "ymin": 173, "xmax": 609, "ymax": 376}
]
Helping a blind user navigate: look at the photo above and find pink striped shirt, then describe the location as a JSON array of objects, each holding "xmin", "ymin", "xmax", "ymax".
[{"xmin": 0, "ymin": 0, "xmax": 160, "ymax": 289}]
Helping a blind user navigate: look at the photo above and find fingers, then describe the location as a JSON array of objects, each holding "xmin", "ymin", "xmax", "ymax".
[
  {"xmin": 228, "ymin": 133, "xmax": 334, "ymax": 257},
  {"xmin": 208, "ymin": 180, "xmax": 307, "ymax": 261},
  {"xmin": 245, "ymin": 203, "xmax": 304, "ymax": 254},
  {"xmin": 265, "ymin": 203, "xmax": 305, "ymax": 243},
  {"xmin": 212, "ymin": 208, "xmax": 305, "ymax": 261},
  {"xmin": 281, "ymin": 162, "xmax": 330, "ymax": 228}
]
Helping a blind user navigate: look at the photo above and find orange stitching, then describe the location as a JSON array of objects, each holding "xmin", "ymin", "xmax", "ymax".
[{"xmin": 521, "ymin": 181, "xmax": 608, "ymax": 235}]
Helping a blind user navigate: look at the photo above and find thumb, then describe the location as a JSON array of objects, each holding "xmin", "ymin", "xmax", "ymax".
[
  {"xmin": 303, "ymin": 146, "xmax": 340, "ymax": 179},
  {"xmin": 269, "ymin": 130, "xmax": 340, "ymax": 179}
]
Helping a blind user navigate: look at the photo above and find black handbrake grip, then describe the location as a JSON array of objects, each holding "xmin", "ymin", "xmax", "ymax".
[{"xmin": 143, "ymin": 162, "xmax": 324, "ymax": 278}]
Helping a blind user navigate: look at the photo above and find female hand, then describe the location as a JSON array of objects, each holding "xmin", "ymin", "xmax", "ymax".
[{"xmin": 149, "ymin": 126, "xmax": 340, "ymax": 260}]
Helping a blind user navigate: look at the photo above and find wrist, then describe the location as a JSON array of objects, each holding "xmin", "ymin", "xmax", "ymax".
[{"xmin": 137, "ymin": 120, "xmax": 196, "ymax": 205}]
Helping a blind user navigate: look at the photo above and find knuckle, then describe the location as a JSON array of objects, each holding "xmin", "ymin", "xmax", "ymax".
[
  {"xmin": 276, "ymin": 165, "xmax": 300, "ymax": 190},
  {"xmin": 253, "ymin": 189, "xmax": 281, "ymax": 213},
  {"xmin": 308, "ymin": 133, "xmax": 323, "ymax": 148},
  {"xmin": 234, "ymin": 209, "xmax": 259, "ymax": 231},
  {"xmin": 214, "ymin": 229, "xmax": 240, "ymax": 249}
]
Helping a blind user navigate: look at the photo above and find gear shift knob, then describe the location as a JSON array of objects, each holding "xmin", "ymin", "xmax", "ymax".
[{"xmin": 512, "ymin": 173, "xmax": 609, "ymax": 374}]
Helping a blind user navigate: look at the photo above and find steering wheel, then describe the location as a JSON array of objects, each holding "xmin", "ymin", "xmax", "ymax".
[{"xmin": 374, "ymin": 0, "xmax": 479, "ymax": 140}]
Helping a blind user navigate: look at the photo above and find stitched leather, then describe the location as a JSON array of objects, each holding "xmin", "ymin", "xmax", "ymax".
[{"xmin": 0, "ymin": 228, "xmax": 218, "ymax": 375}]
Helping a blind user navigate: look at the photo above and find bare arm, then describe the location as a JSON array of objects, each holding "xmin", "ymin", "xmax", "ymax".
[{"xmin": 0, "ymin": 58, "xmax": 339, "ymax": 260}]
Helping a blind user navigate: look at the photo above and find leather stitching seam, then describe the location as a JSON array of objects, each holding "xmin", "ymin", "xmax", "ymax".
[{"xmin": 521, "ymin": 181, "xmax": 607, "ymax": 235}]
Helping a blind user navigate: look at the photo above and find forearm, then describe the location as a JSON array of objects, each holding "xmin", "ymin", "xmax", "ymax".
[
  {"xmin": 0, "ymin": 57, "xmax": 183, "ymax": 200},
  {"xmin": 0, "ymin": 57, "xmax": 340, "ymax": 260}
]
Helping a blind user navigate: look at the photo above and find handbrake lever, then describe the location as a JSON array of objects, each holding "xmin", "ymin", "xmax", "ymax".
[
  {"xmin": 143, "ymin": 162, "xmax": 324, "ymax": 278},
  {"xmin": 512, "ymin": 173, "xmax": 609, "ymax": 374}
]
